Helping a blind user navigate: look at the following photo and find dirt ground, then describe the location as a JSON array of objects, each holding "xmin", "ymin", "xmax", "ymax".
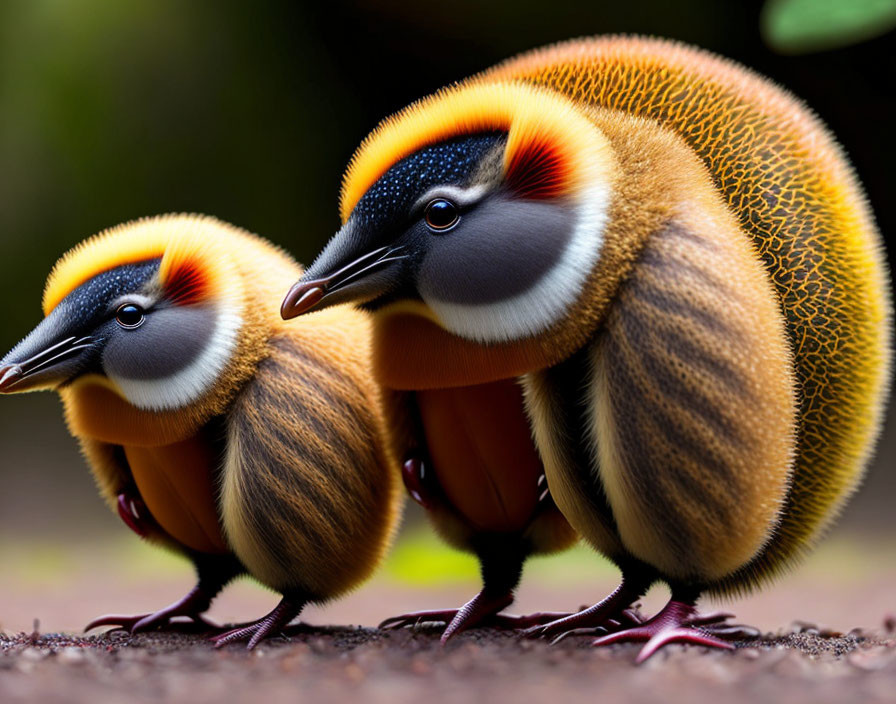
[
  {"xmin": 2, "ymin": 535, "xmax": 896, "ymax": 703},
  {"xmin": 1, "ymin": 620, "xmax": 895, "ymax": 704}
]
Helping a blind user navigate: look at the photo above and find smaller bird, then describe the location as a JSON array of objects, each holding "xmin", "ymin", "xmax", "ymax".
[{"xmin": 0, "ymin": 214, "xmax": 401, "ymax": 649}]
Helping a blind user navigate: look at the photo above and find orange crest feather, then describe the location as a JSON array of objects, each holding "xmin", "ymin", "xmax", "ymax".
[
  {"xmin": 43, "ymin": 215, "xmax": 241, "ymax": 315},
  {"xmin": 339, "ymin": 82, "xmax": 615, "ymax": 223}
]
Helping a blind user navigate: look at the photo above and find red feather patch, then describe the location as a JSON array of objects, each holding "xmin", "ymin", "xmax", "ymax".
[
  {"xmin": 505, "ymin": 138, "xmax": 571, "ymax": 199},
  {"xmin": 164, "ymin": 258, "xmax": 209, "ymax": 305}
]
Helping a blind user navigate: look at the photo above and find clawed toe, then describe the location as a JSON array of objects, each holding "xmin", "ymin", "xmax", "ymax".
[
  {"xmin": 634, "ymin": 628, "xmax": 734, "ymax": 663},
  {"xmin": 378, "ymin": 610, "xmax": 458, "ymax": 630},
  {"xmin": 683, "ymin": 610, "xmax": 735, "ymax": 627},
  {"xmin": 377, "ymin": 590, "xmax": 515, "ymax": 645},
  {"xmin": 85, "ymin": 614, "xmax": 145, "ymax": 633},
  {"xmin": 212, "ymin": 622, "xmax": 283, "ymax": 650},
  {"xmin": 521, "ymin": 579, "xmax": 647, "ymax": 641},
  {"xmin": 589, "ymin": 599, "xmax": 742, "ymax": 662},
  {"xmin": 210, "ymin": 596, "xmax": 305, "ymax": 651},
  {"xmin": 85, "ymin": 583, "xmax": 221, "ymax": 635},
  {"xmin": 85, "ymin": 611, "xmax": 220, "ymax": 635}
]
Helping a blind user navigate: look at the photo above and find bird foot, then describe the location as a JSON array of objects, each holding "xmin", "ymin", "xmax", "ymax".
[
  {"xmin": 85, "ymin": 613, "xmax": 220, "ymax": 635},
  {"xmin": 523, "ymin": 578, "xmax": 647, "ymax": 641},
  {"xmin": 589, "ymin": 600, "xmax": 742, "ymax": 663},
  {"xmin": 380, "ymin": 589, "xmax": 520, "ymax": 644},
  {"xmin": 85, "ymin": 585, "xmax": 218, "ymax": 634},
  {"xmin": 542, "ymin": 608, "xmax": 644, "ymax": 644},
  {"xmin": 212, "ymin": 596, "xmax": 304, "ymax": 650}
]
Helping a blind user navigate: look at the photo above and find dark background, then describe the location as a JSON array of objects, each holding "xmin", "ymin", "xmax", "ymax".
[{"xmin": 0, "ymin": 0, "xmax": 893, "ymax": 541}]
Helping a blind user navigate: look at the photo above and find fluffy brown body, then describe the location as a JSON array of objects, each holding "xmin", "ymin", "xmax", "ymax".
[
  {"xmin": 478, "ymin": 38, "xmax": 891, "ymax": 594},
  {"xmin": 59, "ymin": 219, "xmax": 401, "ymax": 601}
]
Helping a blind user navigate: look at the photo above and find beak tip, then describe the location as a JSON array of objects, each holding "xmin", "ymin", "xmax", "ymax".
[
  {"xmin": 0, "ymin": 364, "xmax": 23, "ymax": 393},
  {"xmin": 281, "ymin": 284, "xmax": 326, "ymax": 321}
]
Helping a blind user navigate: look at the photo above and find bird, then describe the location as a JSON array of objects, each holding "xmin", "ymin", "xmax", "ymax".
[
  {"xmin": 373, "ymin": 379, "xmax": 580, "ymax": 643},
  {"xmin": 0, "ymin": 214, "xmax": 402, "ymax": 649},
  {"xmin": 280, "ymin": 36, "xmax": 893, "ymax": 661}
]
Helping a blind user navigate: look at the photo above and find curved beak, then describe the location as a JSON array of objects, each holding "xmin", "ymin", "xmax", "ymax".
[
  {"xmin": 281, "ymin": 243, "xmax": 408, "ymax": 320},
  {"xmin": 0, "ymin": 310, "xmax": 99, "ymax": 394}
]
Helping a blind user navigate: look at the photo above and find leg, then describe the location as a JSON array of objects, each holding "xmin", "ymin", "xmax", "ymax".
[
  {"xmin": 380, "ymin": 536, "xmax": 531, "ymax": 645},
  {"xmin": 524, "ymin": 571, "xmax": 652, "ymax": 641},
  {"xmin": 590, "ymin": 586, "xmax": 743, "ymax": 663},
  {"xmin": 212, "ymin": 593, "xmax": 307, "ymax": 650},
  {"xmin": 85, "ymin": 554, "xmax": 243, "ymax": 634}
]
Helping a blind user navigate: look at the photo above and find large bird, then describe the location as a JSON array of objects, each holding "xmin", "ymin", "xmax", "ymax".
[{"xmin": 281, "ymin": 37, "xmax": 892, "ymax": 660}]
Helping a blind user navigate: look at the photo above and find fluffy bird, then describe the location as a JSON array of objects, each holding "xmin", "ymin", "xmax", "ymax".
[
  {"xmin": 282, "ymin": 37, "xmax": 892, "ymax": 660},
  {"xmin": 373, "ymin": 366, "xmax": 579, "ymax": 642},
  {"xmin": 0, "ymin": 215, "xmax": 401, "ymax": 649}
]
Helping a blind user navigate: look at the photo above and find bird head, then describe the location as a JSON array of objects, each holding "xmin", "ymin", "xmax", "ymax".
[
  {"xmin": 0, "ymin": 215, "xmax": 250, "ymax": 413},
  {"xmin": 282, "ymin": 82, "xmax": 616, "ymax": 346}
]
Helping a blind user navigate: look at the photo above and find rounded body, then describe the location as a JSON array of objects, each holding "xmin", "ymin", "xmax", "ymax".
[{"xmin": 483, "ymin": 37, "xmax": 891, "ymax": 591}]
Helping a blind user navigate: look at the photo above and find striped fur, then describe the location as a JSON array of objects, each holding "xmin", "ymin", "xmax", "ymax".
[
  {"xmin": 221, "ymin": 335, "xmax": 399, "ymax": 597},
  {"xmin": 589, "ymin": 216, "xmax": 795, "ymax": 583},
  {"xmin": 524, "ymin": 107, "xmax": 798, "ymax": 588},
  {"xmin": 522, "ymin": 347, "xmax": 625, "ymax": 562}
]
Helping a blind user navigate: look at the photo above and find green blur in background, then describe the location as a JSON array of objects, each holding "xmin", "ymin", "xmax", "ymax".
[{"xmin": 0, "ymin": 0, "xmax": 893, "ymax": 594}]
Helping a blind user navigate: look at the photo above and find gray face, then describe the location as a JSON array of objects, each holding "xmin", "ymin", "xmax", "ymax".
[
  {"xmin": 417, "ymin": 192, "xmax": 575, "ymax": 306},
  {"xmin": 291, "ymin": 133, "xmax": 579, "ymax": 325},
  {"xmin": 101, "ymin": 305, "xmax": 216, "ymax": 381},
  {"xmin": 0, "ymin": 261, "xmax": 222, "ymax": 407}
]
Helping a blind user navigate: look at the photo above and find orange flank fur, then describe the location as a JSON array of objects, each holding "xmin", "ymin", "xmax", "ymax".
[
  {"xmin": 124, "ymin": 430, "xmax": 229, "ymax": 555},
  {"xmin": 373, "ymin": 302, "xmax": 577, "ymax": 390},
  {"xmin": 384, "ymin": 386, "xmax": 578, "ymax": 559},
  {"xmin": 416, "ymin": 380, "xmax": 546, "ymax": 534},
  {"xmin": 63, "ymin": 378, "xmax": 209, "ymax": 447}
]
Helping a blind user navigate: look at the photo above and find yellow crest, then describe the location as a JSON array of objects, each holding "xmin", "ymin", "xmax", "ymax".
[
  {"xmin": 42, "ymin": 214, "xmax": 241, "ymax": 315},
  {"xmin": 338, "ymin": 81, "xmax": 615, "ymax": 223}
]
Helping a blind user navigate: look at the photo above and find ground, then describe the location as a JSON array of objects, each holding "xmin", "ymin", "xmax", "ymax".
[
  {"xmin": 1, "ymin": 533, "xmax": 894, "ymax": 703},
  {"xmin": 1, "ymin": 624, "xmax": 895, "ymax": 704}
]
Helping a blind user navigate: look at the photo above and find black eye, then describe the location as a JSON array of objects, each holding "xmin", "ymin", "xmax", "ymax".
[
  {"xmin": 116, "ymin": 304, "xmax": 145, "ymax": 329},
  {"xmin": 424, "ymin": 199, "xmax": 460, "ymax": 231}
]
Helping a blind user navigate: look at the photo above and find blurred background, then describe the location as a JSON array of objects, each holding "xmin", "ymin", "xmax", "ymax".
[{"xmin": 0, "ymin": 0, "xmax": 893, "ymax": 634}]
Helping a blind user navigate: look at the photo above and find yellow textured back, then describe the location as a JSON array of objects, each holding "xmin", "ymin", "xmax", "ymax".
[{"xmin": 482, "ymin": 36, "xmax": 892, "ymax": 592}]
